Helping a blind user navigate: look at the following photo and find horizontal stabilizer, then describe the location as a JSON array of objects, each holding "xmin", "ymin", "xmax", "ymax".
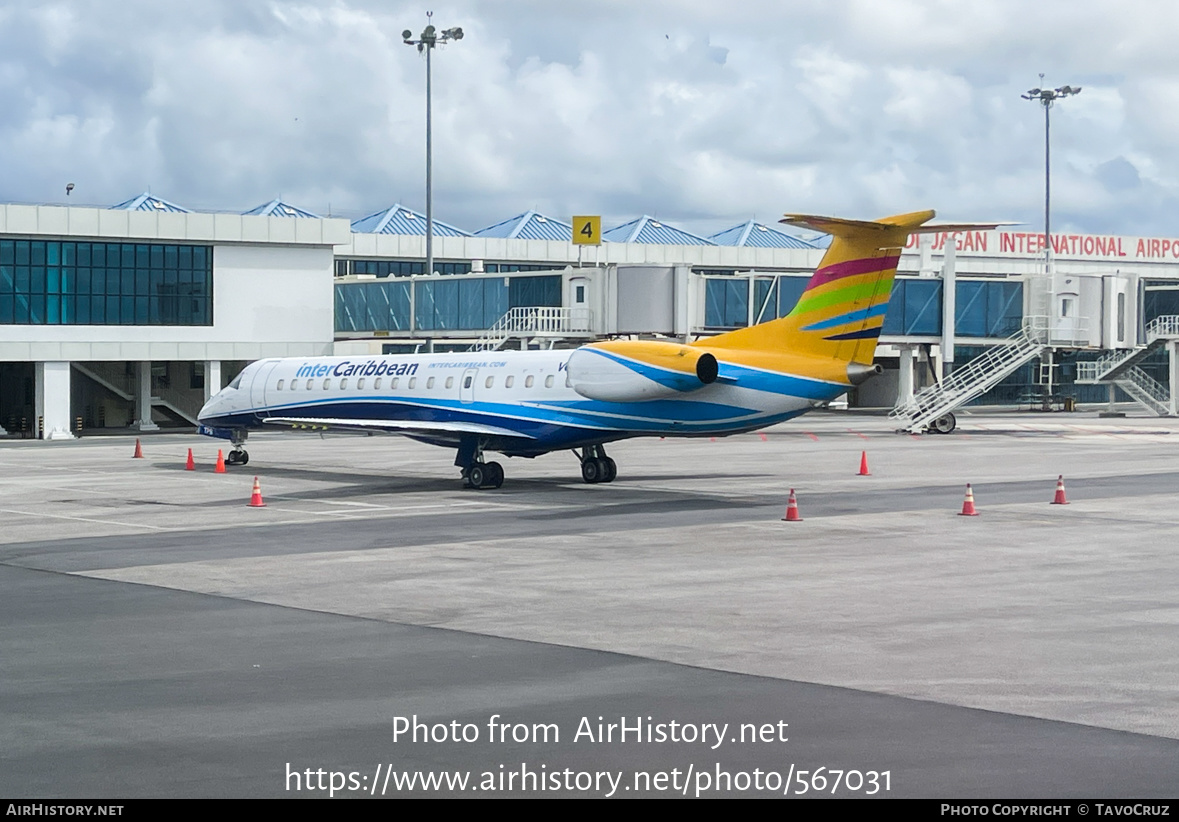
[
  {"xmin": 782, "ymin": 213, "xmax": 1011, "ymax": 237},
  {"xmin": 909, "ymin": 221, "xmax": 1015, "ymax": 234},
  {"xmin": 781, "ymin": 214, "xmax": 919, "ymax": 234}
]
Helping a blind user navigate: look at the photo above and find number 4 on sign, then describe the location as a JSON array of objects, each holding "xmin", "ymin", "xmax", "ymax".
[{"xmin": 572, "ymin": 215, "xmax": 601, "ymax": 245}]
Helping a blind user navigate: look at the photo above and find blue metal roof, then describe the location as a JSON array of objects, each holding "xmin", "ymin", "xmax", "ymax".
[
  {"xmin": 351, "ymin": 204, "xmax": 471, "ymax": 236},
  {"xmin": 474, "ymin": 211, "xmax": 574, "ymax": 241},
  {"xmin": 602, "ymin": 216, "xmax": 715, "ymax": 245},
  {"xmin": 109, "ymin": 193, "xmax": 191, "ymax": 213},
  {"xmin": 243, "ymin": 199, "xmax": 321, "ymax": 218},
  {"xmin": 709, "ymin": 220, "xmax": 818, "ymax": 249}
]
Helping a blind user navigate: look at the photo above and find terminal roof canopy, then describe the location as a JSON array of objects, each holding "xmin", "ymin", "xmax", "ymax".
[
  {"xmin": 709, "ymin": 220, "xmax": 818, "ymax": 249},
  {"xmin": 351, "ymin": 204, "xmax": 472, "ymax": 237},
  {"xmin": 242, "ymin": 199, "xmax": 321, "ymax": 218},
  {"xmin": 109, "ymin": 193, "xmax": 191, "ymax": 213},
  {"xmin": 602, "ymin": 216, "xmax": 716, "ymax": 245},
  {"xmin": 475, "ymin": 211, "xmax": 575, "ymax": 241}
]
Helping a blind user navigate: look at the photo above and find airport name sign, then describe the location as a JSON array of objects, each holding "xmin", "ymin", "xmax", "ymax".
[{"xmin": 906, "ymin": 229, "xmax": 1179, "ymax": 260}]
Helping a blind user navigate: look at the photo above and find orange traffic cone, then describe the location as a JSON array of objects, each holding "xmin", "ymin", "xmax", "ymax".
[
  {"xmin": 185, "ymin": 448, "xmax": 195, "ymax": 471},
  {"xmin": 214, "ymin": 449, "xmax": 226, "ymax": 474},
  {"xmin": 782, "ymin": 489, "xmax": 803, "ymax": 522},
  {"xmin": 248, "ymin": 476, "xmax": 266, "ymax": 507},
  {"xmin": 858, "ymin": 450, "xmax": 871, "ymax": 476},
  {"xmin": 959, "ymin": 483, "xmax": 979, "ymax": 516},
  {"xmin": 1051, "ymin": 475, "xmax": 1069, "ymax": 505},
  {"xmin": 132, "ymin": 438, "xmax": 143, "ymax": 459}
]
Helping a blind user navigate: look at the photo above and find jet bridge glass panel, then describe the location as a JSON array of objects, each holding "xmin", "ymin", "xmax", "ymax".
[
  {"xmin": 881, "ymin": 278, "xmax": 942, "ymax": 337},
  {"xmin": 777, "ymin": 276, "xmax": 809, "ymax": 317},
  {"xmin": 1144, "ymin": 285, "xmax": 1179, "ymax": 323},
  {"xmin": 507, "ymin": 275, "xmax": 562, "ymax": 309},
  {"xmin": 334, "ymin": 277, "xmax": 512, "ymax": 332},
  {"xmin": 0, "ymin": 239, "xmax": 212, "ymax": 326},
  {"xmin": 704, "ymin": 278, "xmax": 749, "ymax": 329},
  {"xmin": 335, "ymin": 281, "xmax": 410, "ymax": 333},
  {"xmin": 955, "ymin": 280, "xmax": 1023, "ymax": 338}
]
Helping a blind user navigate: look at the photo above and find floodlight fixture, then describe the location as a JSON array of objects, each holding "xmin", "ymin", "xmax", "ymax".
[
  {"xmin": 1022, "ymin": 74, "xmax": 1081, "ymax": 272},
  {"xmin": 402, "ymin": 11, "xmax": 465, "ymax": 335}
]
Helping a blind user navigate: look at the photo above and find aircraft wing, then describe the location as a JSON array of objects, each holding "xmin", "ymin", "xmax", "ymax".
[{"xmin": 261, "ymin": 416, "xmax": 536, "ymax": 440}]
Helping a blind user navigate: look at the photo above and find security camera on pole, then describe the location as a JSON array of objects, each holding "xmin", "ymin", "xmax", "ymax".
[{"xmin": 403, "ymin": 13, "xmax": 464, "ymax": 338}]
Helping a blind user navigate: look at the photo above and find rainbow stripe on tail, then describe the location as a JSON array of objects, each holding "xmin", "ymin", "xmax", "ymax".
[
  {"xmin": 701, "ymin": 210, "xmax": 956, "ymax": 370},
  {"xmin": 774, "ymin": 210, "xmax": 935, "ymax": 365}
]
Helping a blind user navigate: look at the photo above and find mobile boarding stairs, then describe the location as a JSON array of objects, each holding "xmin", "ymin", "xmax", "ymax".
[
  {"xmin": 1074, "ymin": 315, "xmax": 1179, "ymax": 417},
  {"xmin": 888, "ymin": 315, "xmax": 1179, "ymax": 433}
]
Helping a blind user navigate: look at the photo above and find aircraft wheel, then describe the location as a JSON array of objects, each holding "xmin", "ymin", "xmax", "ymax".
[
  {"xmin": 226, "ymin": 451, "xmax": 240, "ymax": 466},
  {"xmin": 601, "ymin": 457, "xmax": 617, "ymax": 483},
  {"xmin": 238, "ymin": 450, "xmax": 249, "ymax": 465},
  {"xmin": 581, "ymin": 459, "xmax": 601, "ymax": 484},
  {"xmin": 468, "ymin": 464, "xmax": 487, "ymax": 488},
  {"xmin": 486, "ymin": 462, "xmax": 504, "ymax": 489},
  {"xmin": 932, "ymin": 413, "xmax": 956, "ymax": 434}
]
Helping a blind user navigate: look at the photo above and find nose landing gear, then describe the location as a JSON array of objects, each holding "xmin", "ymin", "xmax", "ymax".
[{"xmin": 225, "ymin": 431, "xmax": 249, "ymax": 465}]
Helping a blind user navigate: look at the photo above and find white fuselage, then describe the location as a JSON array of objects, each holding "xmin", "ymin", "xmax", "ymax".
[{"xmin": 198, "ymin": 349, "xmax": 839, "ymax": 456}]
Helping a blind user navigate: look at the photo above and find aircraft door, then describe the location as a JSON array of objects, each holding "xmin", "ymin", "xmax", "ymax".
[
  {"xmin": 249, "ymin": 361, "xmax": 280, "ymax": 415},
  {"xmin": 460, "ymin": 368, "xmax": 478, "ymax": 404},
  {"xmin": 568, "ymin": 276, "xmax": 590, "ymax": 331}
]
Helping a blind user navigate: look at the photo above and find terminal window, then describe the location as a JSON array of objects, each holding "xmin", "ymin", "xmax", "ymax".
[{"xmin": 0, "ymin": 239, "xmax": 213, "ymax": 326}]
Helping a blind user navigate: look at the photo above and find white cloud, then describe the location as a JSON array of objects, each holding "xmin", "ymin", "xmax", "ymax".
[{"xmin": 1, "ymin": 0, "xmax": 1179, "ymax": 236}]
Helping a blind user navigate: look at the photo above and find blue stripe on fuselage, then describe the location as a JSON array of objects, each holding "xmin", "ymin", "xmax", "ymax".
[
  {"xmin": 580, "ymin": 348, "xmax": 700, "ymax": 390},
  {"xmin": 711, "ymin": 363, "xmax": 845, "ymax": 400}
]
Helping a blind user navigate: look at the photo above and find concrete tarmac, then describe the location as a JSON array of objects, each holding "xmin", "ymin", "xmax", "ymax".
[{"xmin": 2, "ymin": 409, "xmax": 1178, "ymax": 798}]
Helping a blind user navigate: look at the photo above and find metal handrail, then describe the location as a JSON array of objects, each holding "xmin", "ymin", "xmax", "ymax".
[
  {"xmin": 890, "ymin": 322, "xmax": 1045, "ymax": 426},
  {"xmin": 1147, "ymin": 315, "xmax": 1179, "ymax": 341},
  {"xmin": 470, "ymin": 307, "xmax": 594, "ymax": 351},
  {"xmin": 1123, "ymin": 365, "xmax": 1168, "ymax": 402}
]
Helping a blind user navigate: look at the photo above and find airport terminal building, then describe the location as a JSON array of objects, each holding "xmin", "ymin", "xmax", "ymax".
[{"xmin": 3, "ymin": 194, "xmax": 1179, "ymax": 437}]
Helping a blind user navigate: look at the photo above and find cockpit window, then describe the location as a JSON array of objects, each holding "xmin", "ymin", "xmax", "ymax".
[{"xmin": 228, "ymin": 373, "xmax": 243, "ymax": 390}]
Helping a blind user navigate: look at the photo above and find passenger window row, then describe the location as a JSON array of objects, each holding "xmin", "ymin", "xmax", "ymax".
[{"xmin": 272, "ymin": 373, "xmax": 557, "ymax": 392}]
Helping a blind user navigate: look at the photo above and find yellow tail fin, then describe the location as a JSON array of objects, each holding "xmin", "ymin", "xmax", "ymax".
[{"xmin": 698, "ymin": 210, "xmax": 936, "ymax": 365}]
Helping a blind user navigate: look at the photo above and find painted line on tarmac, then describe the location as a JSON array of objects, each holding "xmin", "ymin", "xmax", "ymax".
[
  {"xmin": 304, "ymin": 498, "xmax": 525, "ymax": 513},
  {"xmin": 0, "ymin": 506, "xmax": 169, "ymax": 531},
  {"xmin": 259, "ymin": 497, "xmax": 530, "ymax": 517}
]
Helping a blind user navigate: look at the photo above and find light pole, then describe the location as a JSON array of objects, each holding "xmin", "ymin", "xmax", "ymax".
[
  {"xmin": 1022, "ymin": 76, "xmax": 1081, "ymax": 273},
  {"xmin": 403, "ymin": 13, "xmax": 463, "ymax": 338},
  {"xmin": 1022, "ymin": 76, "xmax": 1080, "ymax": 406}
]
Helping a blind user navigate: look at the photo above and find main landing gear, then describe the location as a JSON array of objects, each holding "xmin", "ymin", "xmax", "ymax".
[
  {"xmin": 225, "ymin": 430, "xmax": 249, "ymax": 465},
  {"xmin": 577, "ymin": 444, "xmax": 617, "ymax": 484},
  {"xmin": 457, "ymin": 437, "xmax": 504, "ymax": 490},
  {"xmin": 464, "ymin": 460, "xmax": 504, "ymax": 490}
]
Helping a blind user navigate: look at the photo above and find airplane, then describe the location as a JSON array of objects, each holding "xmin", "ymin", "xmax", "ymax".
[{"xmin": 197, "ymin": 209, "xmax": 993, "ymax": 488}]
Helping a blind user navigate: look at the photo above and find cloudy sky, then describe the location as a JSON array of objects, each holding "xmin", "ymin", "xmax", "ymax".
[{"xmin": 2, "ymin": 0, "xmax": 1177, "ymax": 238}]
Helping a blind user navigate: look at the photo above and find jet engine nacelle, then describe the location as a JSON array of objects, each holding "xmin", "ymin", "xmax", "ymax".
[{"xmin": 566, "ymin": 341, "xmax": 719, "ymax": 403}]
